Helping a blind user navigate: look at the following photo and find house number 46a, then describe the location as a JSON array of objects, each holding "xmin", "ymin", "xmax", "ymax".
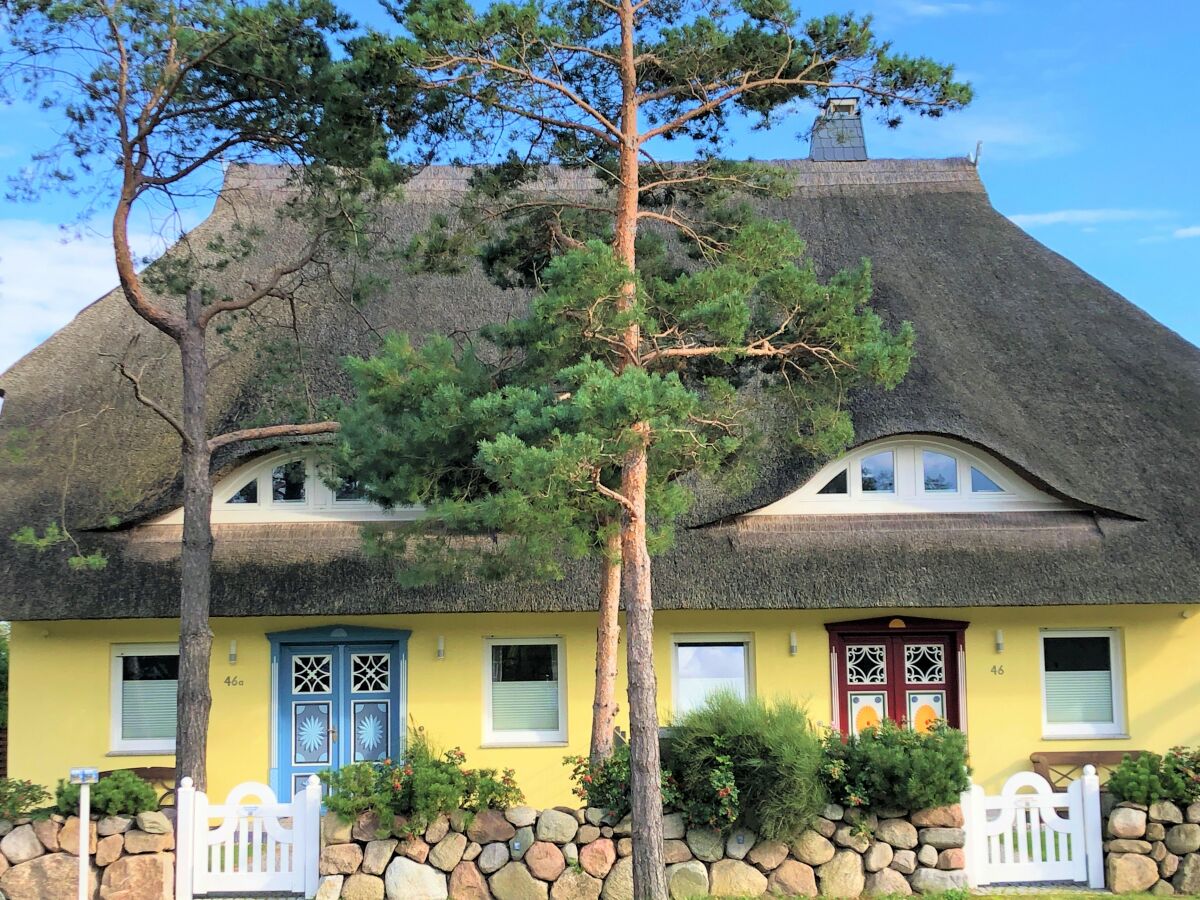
[
  {"xmin": 224, "ymin": 676, "xmax": 245, "ymax": 687},
  {"xmin": 990, "ymin": 665, "xmax": 1005, "ymax": 675}
]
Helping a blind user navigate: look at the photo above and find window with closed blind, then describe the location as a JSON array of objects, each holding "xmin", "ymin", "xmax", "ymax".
[
  {"xmin": 483, "ymin": 638, "xmax": 566, "ymax": 745},
  {"xmin": 1040, "ymin": 630, "xmax": 1126, "ymax": 738},
  {"xmin": 111, "ymin": 644, "xmax": 178, "ymax": 753}
]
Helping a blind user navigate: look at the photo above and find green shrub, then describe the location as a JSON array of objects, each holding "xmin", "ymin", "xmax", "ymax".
[
  {"xmin": 667, "ymin": 693, "xmax": 827, "ymax": 840},
  {"xmin": 56, "ymin": 770, "xmax": 158, "ymax": 817},
  {"xmin": 0, "ymin": 778, "xmax": 50, "ymax": 820},
  {"xmin": 1108, "ymin": 747, "xmax": 1200, "ymax": 806},
  {"xmin": 564, "ymin": 742, "xmax": 681, "ymax": 820},
  {"xmin": 321, "ymin": 728, "xmax": 524, "ymax": 834},
  {"xmin": 820, "ymin": 719, "xmax": 970, "ymax": 811}
]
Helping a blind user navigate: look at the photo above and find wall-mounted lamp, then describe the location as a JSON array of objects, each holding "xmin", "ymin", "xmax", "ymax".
[
  {"xmin": 788, "ymin": 631, "xmax": 798, "ymax": 657},
  {"xmin": 1183, "ymin": 609, "xmax": 1194, "ymax": 619},
  {"xmin": 229, "ymin": 639, "xmax": 238, "ymax": 665},
  {"xmin": 436, "ymin": 635, "xmax": 445, "ymax": 660},
  {"xmin": 994, "ymin": 629, "xmax": 1004, "ymax": 653}
]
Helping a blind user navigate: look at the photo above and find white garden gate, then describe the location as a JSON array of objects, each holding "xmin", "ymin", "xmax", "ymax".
[
  {"xmin": 961, "ymin": 765, "xmax": 1104, "ymax": 888},
  {"xmin": 175, "ymin": 776, "xmax": 321, "ymax": 899}
]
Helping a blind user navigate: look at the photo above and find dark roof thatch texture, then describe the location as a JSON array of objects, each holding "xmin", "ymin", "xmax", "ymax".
[{"xmin": 2, "ymin": 158, "xmax": 1198, "ymax": 621}]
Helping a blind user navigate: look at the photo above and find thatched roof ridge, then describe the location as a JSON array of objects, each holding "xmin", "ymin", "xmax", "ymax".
[{"xmin": 1, "ymin": 157, "xmax": 1197, "ymax": 620}]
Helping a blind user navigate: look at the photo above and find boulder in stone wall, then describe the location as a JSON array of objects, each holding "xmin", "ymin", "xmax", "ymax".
[
  {"xmin": 1188, "ymin": 803, "xmax": 1200, "ymax": 824},
  {"xmin": 876, "ymin": 819, "xmax": 918, "ymax": 850},
  {"xmin": 98, "ymin": 817, "xmax": 133, "ymax": 837},
  {"xmin": 364, "ymin": 839, "xmax": 399, "ymax": 875},
  {"xmin": 666, "ymin": 860, "xmax": 708, "ymax": 900},
  {"xmin": 1107, "ymin": 839, "xmax": 1153, "ymax": 854},
  {"xmin": 0, "ymin": 819, "xmax": 14, "ymax": 837},
  {"xmin": 426, "ymin": 815, "xmax": 451, "ymax": 844},
  {"xmin": 471, "ymin": 810, "xmax": 518, "ymax": 844},
  {"xmin": 466, "ymin": 841, "xmax": 483, "ymax": 861},
  {"xmin": 1148, "ymin": 823, "xmax": 1167, "ymax": 841},
  {"xmin": 401, "ymin": 836, "xmax": 431, "ymax": 863},
  {"xmin": 1160, "ymin": 853, "xmax": 1180, "ymax": 878},
  {"xmin": 685, "ymin": 827, "xmax": 723, "ymax": 863},
  {"xmin": 563, "ymin": 843, "xmax": 578, "ymax": 866},
  {"xmin": 315, "ymin": 874, "xmax": 344, "ymax": 900},
  {"xmin": 100, "ymin": 852, "xmax": 172, "ymax": 900},
  {"xmin": 490, "ymin": 861, "xmax": 548, "ymax": 900},
  {"xmin": 863, "ymin": 866, "xmax": 911, "ymax": 896},
  {"xmin": 32, "ymin": 817, "xmax": 61, "ymax": 851},
  {"xmin": 525, "ymin": 841, "xmax": 565, "ymax": 881},
  {"xmin": 506, "ymin": 807, "xmax": 538, "ymax": 828},
  {"xmin": 1152, "ymin": 841, "xmax": 1168, "ymax": 861},
  {"xmin": 599, "ymin": 856, "xmax": 632, "ymax": 900},
  {"xmin": 124, "ymin": 829, "xmax": 174, "ymax": 855},
  {"xmin": 343, "ymin": 872, "xmax": 386, "ymax": 900},
  {"xmin": 428, "ymin": 831, "xmax": 468, "ymax": 872},
  {"xmin": 449, "ymin": 860, "xmax": 492, "ymax": 900},
  {"xmin": 510, "ymin": 826, "xmax": 535, "ymax": 861},
  {"xmin": 616, "ymin": 838, "xmax": 632, "ymax": 858},
  {"xmin": 353, "ymin": 811, "xmax": 385, "ymax": 843},
  {"xmin": 916, "ymin": 844, "xmax": 938, "ymax": 867},
  {"xmin": 1174, "ymin": 853, "xmax": 1200, "ymax": 894},
  {"xmin": 134, "ymin": 812, "xmax": 171, "ymax": 836},
  {"xmin": 663, "ymin": 813, "xmax": 685, "ymax": 841},
  {"xmin": 1107, "ymin": 852, "xmax": 1160, "ymax": 894},
  {"xmin": 611, "ymin": 817, "xmax": 632, "ymax": 837},
  {"xmin": 577, "ymin": 825, "xmax": 600, "ymax": 845},
  {"xmin": 663, "ymin": 839, "xmax": 692, "ymax": 864},
  {"xmin": 832, "ymin": 825, "xmax": 869, "ymax": 853},
  {"xmin": 710, "ymin": 858, "xmax": 768, "ymax": 896},
  {"xmin": 890, "ymin": 849, "xmax": 917, "ymax": 874},
  {"xmin": 748, "ymin": 839, "xmax": 788, "ymax": 871},
  {"xmin": 550, "ymin": 867, "xmax": 602, "ymax": 900},
  {"xmin": 1, "ymin": 853, "xmax": 100, "ymax": 900},
  {"xmin": 813, "ymin": 818, "xmax": 837, "ymax": 839},
  {"xmin": 1110, "ymin": 808, "xmax": 1149, "ymax": 839},
  {"xmin": 63, "ymin": 817, "xmax": 101, "ymax": 856},
  {"xmin": 917, "ymin": 828, "xmax": 964, "ymax": 850},
  {"xmin": 96, "ymin": 834, "xmax": 125, "ymax": 867},
  {"xmin": 1151, "ymin": 802, "xmax": 1184, "ymax": 825},
  {"xmin": 725, "ymin": 828, "xmax": 756, "ymax": 860},
  {"xmin": 843, "ymin": 809, "xmax": 877, "ymax": 830},
  {"xmin": 585, "ymin": 809, "xmax": 604, "ymax": 827},
  {"xmin": 450, "ymin": 809, "xmax": 471, "ymax": 834},
  {"xmin": 384, "ymin": 856, "xmax": 449, "ymax": 900},
  {"xmin": 323, "ymin": 813, "xmax": 353, "ymax": 845},
  {"xmin": 479, "ymin": 842, "xmax": 511, "ymax": 874},
  {"xmin": 768, "ymin": 859, "xmax": 816, "ymax": 897},
  {"xmin": 321, "ymin": 841, "xmax": 364, "ymax": 875},
  {"xmin": 791, "ymin": 830, "xmax": 835, "ymax": 866},
  {"xmin": 579, "ymin": 838, "xmax": 616, "ymax": 878},
  {"xmin": 822, "ymin": 804, "xmax": 844, "ymax": 821},
  {"xmin": 863, "ymin": 841, "xmax": 893, "ymax": 872},
  {"xmin": 937, "ymin": 848, "xmax": 965, "ymax": 870},
  {"xmin": 1165, "ymin": 824, "xmax": 1200, "ymax": 855},
  {"xmin": 1, "ymin": 824, "xmax": 45, "ymax": 864},
  {"xmin": 909, "ymin": 805, "xmax": 963, "ymax": 828},
  {"xmin": 536, "ymin": 810, "xmax": 578, "ymax": 845},
  {"xmin": 1151, "ymin": 879, "xmax": 1175, "ymax": 895},
  {"xmin": 908, "ymin": 867, "xmax": 968, "ymax": 894},
  {"xmin": 816, "ymin": 849, "xmax": 864, "ymax": 898}
]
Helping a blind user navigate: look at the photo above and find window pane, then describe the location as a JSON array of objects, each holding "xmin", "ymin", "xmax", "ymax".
[
  {"xmin": 971, "ymin": 468, "xmax": 1004, "ymax": 492},
  {"xmin": 817, "ymin": 470, "xmax": 848, "ymax": 495},
  {"xmin": 335, "ymin": 477, "xmax": 366, "ymax": 502},
  {"xmin": 121, "ymin": 654, "xmax": 178, "ymax": 740},
  {"xmin": 491, "ymin": 645, "xmax": 559, "ymax": 732},
  {"xmin": 922, "ymin": 450, "xmax": 957, "ymax": 492},
  {"xmin": 272, "ymin": 461, "xmax": 306, "ymax": 502},
  {"xmin": 860, "ymin": 451, "xmax": 894, "ymax": 493},
  {"xmin": 676, "ymin": 643, "xmax": 747, "ymax": 715},
  {"xmin": 227, "ymin": 479, "xmax": 258, "ymax": 504},
  {"xmin": 1044, "ymin": 636, "xmax": 1114, "ymax": 724}
]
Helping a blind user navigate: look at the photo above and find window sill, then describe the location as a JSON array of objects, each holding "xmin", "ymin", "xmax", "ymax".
[
  {"xmin": 106, "ymin": 749, "xmax": 175, "ymax": 757},
  {"xmin": 1040, "ymin": 734, "xmax": 1130, "ymax": 742},
  {"xmin": 480, "ymin": 741, "xmax": 568, "ymax": 749}
]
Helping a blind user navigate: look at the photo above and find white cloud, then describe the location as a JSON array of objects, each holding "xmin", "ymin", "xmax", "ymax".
[
  {"xmin": 1172, "ymin": 225, "xmax": 1200, "ymax": 239},
  {"xmin": 896, "ymin": 1, "xmax": 993, "ymax": 16},
  {"xmin": 1007, "ymin": 208, "xmax": 1171, "ymax": 228}
]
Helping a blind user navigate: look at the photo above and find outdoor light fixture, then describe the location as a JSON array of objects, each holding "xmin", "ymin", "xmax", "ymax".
[
  {"xmin": 789, "ymin": 631, "xmax": 798, "ymax": 656},
  {"xmin": 436, "ymin": 635, "xmax": 445, "ymax": 660},
  {"xmin": 995, "ymin": 629, "xmax": 1005, "ymax": 653},
  {"xmin": 229, "ymin": 640, "xmax": 238, "ymax": 665}
]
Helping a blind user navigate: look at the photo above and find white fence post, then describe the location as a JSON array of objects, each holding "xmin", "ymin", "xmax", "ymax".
[
  {"xmin": 174, "ymin": 777, "xmax": 195, "ymax": 900},
  {"xmin": 302, "ymin": 775, "xmax": 322, "ymax": 897},
  {"xmin": 1080, "ymin": 764, "xmax": 1105, "ymax": 889},
  {"xmin": 960, "ymin": 781, "xmax": 985, "ymax": 887}
]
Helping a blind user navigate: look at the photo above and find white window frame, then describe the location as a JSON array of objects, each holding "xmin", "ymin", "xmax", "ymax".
[
  {"xmin": 748, "ymin": 436, "xmax": 1072, "ymax": 516},
  {"xmin": 671, "ymin": 633, "xmax": 755, "ymax": 716},
  {"xmin": 110, "ymin": 643, "xmax": 179, "ymax": 754},
  {"xmin": 482, "ymin": 637, "xmax": 567, "ymax": 746},
  {"xmin": 1039, "ymin": 628, "xmax": 1127, "ymax": 739}
]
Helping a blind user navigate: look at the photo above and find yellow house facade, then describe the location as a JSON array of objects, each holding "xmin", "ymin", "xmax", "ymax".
[{"xmin": 2, "ymin": 158, "xmax": 1199, "ymax": 809}]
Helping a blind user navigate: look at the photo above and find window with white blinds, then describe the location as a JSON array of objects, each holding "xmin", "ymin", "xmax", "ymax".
[
  {"xmin": 484, "ymin": 639, "xmax": 566, "ymax": 744},
  {"xmin": 1040, "ymin": 630, "xmax": 1125, "ymax": 738},
  {"xmin": 111, "ymin": 644, "xmax": 178, "ymax": 752}
]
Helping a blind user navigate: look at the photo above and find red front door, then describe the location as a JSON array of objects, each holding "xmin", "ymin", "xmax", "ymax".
[{"xmin": 827, "ymin": 617, "xmax": 966, "ymax": 735}]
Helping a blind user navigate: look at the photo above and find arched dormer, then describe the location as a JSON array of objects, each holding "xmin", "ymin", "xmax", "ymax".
[
  {"xmin": 152, "ymin": 450, "xmax": 422, "ymax": 525},
  {"xmin": 747, "ymin": 436, "xmax": 1074, "ymax": 516}
]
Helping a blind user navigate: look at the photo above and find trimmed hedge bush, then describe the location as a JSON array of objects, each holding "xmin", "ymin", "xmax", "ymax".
[
  {"xmin": 0, "ymin": 778, "xmax": 49, "ymax": 820},
  {"xmin": 55, "ymin": 769, "xmax": 157, "ymax": 817},
  {"xmin": 1108, "ymin": 747, "xmax": 1200, "ymax": 806}
]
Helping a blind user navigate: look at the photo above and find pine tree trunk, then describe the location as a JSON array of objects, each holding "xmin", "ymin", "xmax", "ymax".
[
  {"xmin": 176, "ymin": 289, "xmax": 214, "ymax": 790},
  {"xmin": 589, "ymin": 535, "xmax": 622, "ymax": 767}
]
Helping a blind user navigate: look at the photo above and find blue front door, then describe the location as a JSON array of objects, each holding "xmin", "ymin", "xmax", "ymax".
[{"xmin": 272, "ymin": 628, "xmax": 409, "ymax": 798}]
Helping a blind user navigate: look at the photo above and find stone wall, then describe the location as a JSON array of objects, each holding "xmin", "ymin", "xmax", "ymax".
[
  {"xmin": 0, "ymin": 809, "xmax": 175, "ymax": 900},
  {"xmin": 318, "ymin": 802, "xmax": 968, "ymax": 899},
  {"xmin": 1104, "ymin": 798, "xmax": 1200, "ymax": 895}
]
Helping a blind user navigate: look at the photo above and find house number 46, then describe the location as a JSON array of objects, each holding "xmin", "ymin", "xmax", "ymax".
[
  {"xmin": 224, "ymin": 676, "xmax": 245, "ymax": 687},
  {"xmin": 990, "ymin": 665, "xmax": 1005, "ymax": 675}
]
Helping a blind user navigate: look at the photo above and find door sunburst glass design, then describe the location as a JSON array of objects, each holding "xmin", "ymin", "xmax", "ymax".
[
  {"xmin": 354, "ymin": 701, "xmax": 390, "ymax": 761},
  {"xmin": 293, "ymin": 702, "xmax": 330, "ymax": 764}
]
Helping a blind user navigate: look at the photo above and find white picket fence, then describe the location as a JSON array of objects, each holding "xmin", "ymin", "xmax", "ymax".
[
  {"xmin": 175, "ymin": 776, "xmax": 321, "ymax": 899},
  {"xmin": 961, "ymin": 765, "xmax": 1104, "ymax": 888}
]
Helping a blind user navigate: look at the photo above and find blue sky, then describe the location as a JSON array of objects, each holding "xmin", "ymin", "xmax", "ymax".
[{"xmin": 0, "ymin": 0, "xmax": 1196, "ymax": 371}]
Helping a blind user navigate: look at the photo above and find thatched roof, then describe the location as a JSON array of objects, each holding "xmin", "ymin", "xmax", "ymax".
[{"xmin": 2, "ymin": 158, "xmax": 1198, "ymax": 620}]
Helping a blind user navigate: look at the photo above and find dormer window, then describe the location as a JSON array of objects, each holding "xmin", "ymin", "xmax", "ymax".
[
  {"xmin": 272, "ymin": 460, "xmax": 307, "ymax": 503},
  {"xmin": 749, "ymin": 436, "xmax": 1071, "ymax": 516},
  {"xmin": 227, "ymin": 479, "xmax": 258, "ymax": 505}
]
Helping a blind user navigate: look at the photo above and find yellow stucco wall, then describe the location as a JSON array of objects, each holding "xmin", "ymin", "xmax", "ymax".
[{"xmin": 9, "ymin": 604, "xmax": 1200, "ymax": 807}]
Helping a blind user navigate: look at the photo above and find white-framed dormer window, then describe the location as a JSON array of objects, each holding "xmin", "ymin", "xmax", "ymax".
[
  {"xmin": 482, "ymin": 638, "xmax": 567, "ymax": 746},
  {"xmin": 151, "ymin": 450, "xmax": 423, "ymax": 525},
  {"xmin": 672, "ymin": 634, "xmax": 754, "ymax": 716},
  {"xmin": 748, "ymin": 436, "xmax": 1072, "ymax": 516},
  {"xmin": 1040, "ymin": 629, "xmax": 1127, "ymax": 739},
  {"xmin": 111, "ymin": 643, "xmax": 178, "ymax": 754}
]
